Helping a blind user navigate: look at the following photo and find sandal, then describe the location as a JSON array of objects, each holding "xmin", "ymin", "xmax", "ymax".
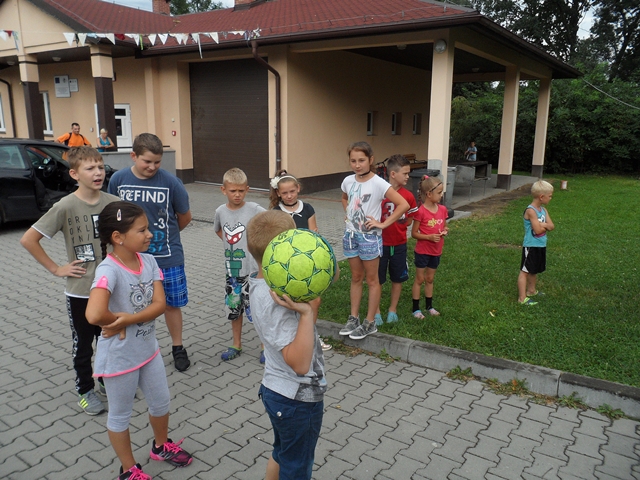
[
  {"xmin": 413, "ymin": 310, "xmax": 425, "ymax": 319},
  {"xmin": 519, "ymin": 297, "xmax": 538, "ymax": 306},
  {"xmin": 221, "ymin": 346, "xmax": 242, "ymax": 361},
  {"xmin": 427, "ymin": 308, "xmax": 440, "ymax": 316},
  {"xmin": 320, "ymin": 339, "xmax": 332, "ymax": 351}
]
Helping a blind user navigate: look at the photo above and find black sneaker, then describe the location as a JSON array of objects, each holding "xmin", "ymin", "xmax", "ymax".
[
  {"xmin": 118, "ymin": 463, "xmax": 151, "ymax": 480},
  {"xmin": 172, "ymin": 347, "xmax": 190, "ymax": 372}
]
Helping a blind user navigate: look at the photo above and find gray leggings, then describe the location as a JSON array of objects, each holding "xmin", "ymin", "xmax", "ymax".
[{"xmin": 104, "ymin": 353, "xmax": 171, "ymax": 432}]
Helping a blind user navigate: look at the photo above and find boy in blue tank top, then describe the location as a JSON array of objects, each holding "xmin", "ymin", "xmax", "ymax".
[{"xmin": 518, "ymin": 180, "xmax": 555, "ymax": 305}]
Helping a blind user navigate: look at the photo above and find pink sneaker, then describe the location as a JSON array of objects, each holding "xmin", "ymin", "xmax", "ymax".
[
  {"xmin": 150, "ymin": 438, "xmax": 193, "ymax": 467},
  {"xmin": 427, "ymin": 308, "xmax": 440, "ymax": 316},
  {"xmin": 118, "ymin": 463, "xmax": 151, "ymax": 480}
]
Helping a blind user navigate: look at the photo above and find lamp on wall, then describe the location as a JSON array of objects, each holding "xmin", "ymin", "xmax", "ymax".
[
  {"xmin": 434, "ymin": 39, "xmax": 447, "ymax": 54},
  {"xmin": 6, "ymin": 60, "xmax": 15, "ymax": 66},
  {"xmin": 52, "ymin": 56, "xmax": 61, "ymax": 62}
]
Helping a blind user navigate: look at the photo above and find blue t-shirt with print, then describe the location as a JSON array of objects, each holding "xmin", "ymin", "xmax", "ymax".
[{"xmin": 108, "ymin": 167, "xmax": 190, "ymax": 268}]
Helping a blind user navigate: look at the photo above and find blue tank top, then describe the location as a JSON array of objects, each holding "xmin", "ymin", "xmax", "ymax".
[{"xmin": 523, "ymin": 205, "xmax": 547, "ymax": 247}]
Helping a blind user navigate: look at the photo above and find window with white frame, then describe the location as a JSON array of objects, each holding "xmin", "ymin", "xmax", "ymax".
[
  {"xmin": 0, "ymin": 94, "xmax": 5, "ymax": 133},
  {"xmin": 41, "ymin": 91, "xmax": 53, "ymax": 135}
]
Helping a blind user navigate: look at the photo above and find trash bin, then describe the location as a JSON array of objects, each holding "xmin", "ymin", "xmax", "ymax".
[
  {"xmin": 409, "ymin": 168, "xmax": 440, "ymax": 204},
  {"xmin": 443, "ymin": 166, "xmax": 456, "ymax": 207}
]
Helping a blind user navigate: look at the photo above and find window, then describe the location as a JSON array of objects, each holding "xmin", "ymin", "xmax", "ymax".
[
  {"xmin": 0, "ymin": 145, "xmax": 26, "ymax": 169},
  {"xmin": 366, "ymin": 111, "xmax": 377, "ymax": 136},
  {"xmin": 0, "ymin": 94, "xmax": 5, "ymax": 132},
  {"xmin": 40, "ymin": 91, "xmax": 53, "ymax": 135},
  {"xmin": 413, "ymin": 113, "xmax": 422, "ymax": 135},
  {"xmin": 391, "ymin": 112, "xmax": 402, "ymax": 135}
]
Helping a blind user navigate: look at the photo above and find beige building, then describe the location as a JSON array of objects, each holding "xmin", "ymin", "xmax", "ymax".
[{"xmin": 0, "ymin": 0, "xmax": 579, "ymax": 190}]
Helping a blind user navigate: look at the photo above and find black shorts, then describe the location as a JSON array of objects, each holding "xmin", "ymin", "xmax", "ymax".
[
  {"xmin": 378, "ymin": 243, "xmax": 409, "ymax": 284},
  {"xmin": 520, "ymin": 246, "xmax": 546, "ymax": 275},
  {"xmin": 414, "ymin": 252, "xmax": 441, "ymax": 270}
]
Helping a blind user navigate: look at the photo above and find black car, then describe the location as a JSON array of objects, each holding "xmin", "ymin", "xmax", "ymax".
[{"xmin": 0, "ymin": 139, "xmax": 116, "ymax": 226}]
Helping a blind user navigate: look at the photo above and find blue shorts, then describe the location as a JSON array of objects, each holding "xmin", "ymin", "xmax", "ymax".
[
  {"xmin": 161, "ymin": 265, "xmax": 188, "ymax": 308},
  {"xmin": 225, "ymin": 276, "xmax": 252, "ymax": 322},
  {"xmin": 259, "ymin": 385, "xmax": 323, "ymax": 480},
  {"xmin": 414, "ymin": 253, "xmax": 441, "ymax": 270},
  {"xmin": 378, "ymin": 244, "xmax": 409, "ymax": 284},
  {"xmin": 343, "ymin": 231, "xmax": 382, "ymax": 261}
]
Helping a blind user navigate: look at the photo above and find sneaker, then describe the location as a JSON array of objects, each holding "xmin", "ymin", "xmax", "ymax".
[
  {"xmin": 427, "ymin": 308, "xmax": 440, "ymax": 316},
  {"xmin": 520, "ymin": 297, "xmax": 538, "ymax": 306},
  {"xmin": 172, "ymin": 347, "xmax": 191, "ymax": 372},
  {"xmin": 320, "ymin": 339, "xmax": 332, "ymax": 351},
  {"xmin": 150, "ymin": 438, "xmax": 193, "ymax": 467},
  {"xmin": 221, "ymin": 346, "xmax": 242, "ymax": 361},
  {"xmin": 260, "ymin": 349, "xmax": 266, "ymax": 364},
  {"xmin": 78, "ymin": 389, "xmax": 105, "ymax": 415},
  {"xmin": 119, "ymin": 463, "xmax": 151, "ymax": 480},
  {"xmin": 339, "ymin": 315, "xmax": 360, "ymax": 336},
  {"xmin": 413, "ymin": 310, "xmax": 425, "ymax": 319},
  {"xmin": 349, "ymin": 320, "xmax": 377, "ymax": 340},
  {"xmin": 528, "ymin": 290, "xmax": 545, "ymax": 297},
  {"xmin": 386, "ymin": 311, "xmax": 399, "ymax": 324},
  {"xmin": 97, "ymin": 379, "xmax": 106, "ymax": 397},
  {"xmin": 374, "ymin": 313, "xmax": 383, "ymax": 326}
]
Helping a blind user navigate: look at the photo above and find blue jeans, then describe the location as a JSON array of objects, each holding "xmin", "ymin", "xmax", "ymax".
[{"xmin": 259, "ymin": 385, "xmax": 324, "ymax": 480}]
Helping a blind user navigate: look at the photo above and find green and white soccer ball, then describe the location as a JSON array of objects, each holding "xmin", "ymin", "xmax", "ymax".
[{"xmin": 262, "ymin": 229, "xmax": 336, "ymax": 302}]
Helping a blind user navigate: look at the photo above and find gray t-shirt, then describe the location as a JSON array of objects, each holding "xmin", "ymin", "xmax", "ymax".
[
  {"xmin": 248, "ymin": 275, "xmax": 326, "ymax": 402},
  {"xmin": 31, "ymin": 191, "xmax": 119, "ymax": 297},
  {"xmin": 91, "ymin": 253, "xmax": 163, "ymax": 377},
  {"xmin": 214, "ymin": 202, "xmax": 265, "ymax": 278}
]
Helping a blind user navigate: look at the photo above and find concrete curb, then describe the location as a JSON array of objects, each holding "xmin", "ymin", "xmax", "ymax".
[{"xmin": 317, "ymin": 319, "xmax": 640, "ymax": 419}]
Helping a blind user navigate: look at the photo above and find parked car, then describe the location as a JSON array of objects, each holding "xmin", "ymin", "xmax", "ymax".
[{"xmin": 0, "ymin": 139, "xmax": 117, "ymax": 226}]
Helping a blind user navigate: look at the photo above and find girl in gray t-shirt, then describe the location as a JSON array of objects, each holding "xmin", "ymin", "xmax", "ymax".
[{"xmin": 87, "ymin": 201, "xmax": 193, "ymax": 479}]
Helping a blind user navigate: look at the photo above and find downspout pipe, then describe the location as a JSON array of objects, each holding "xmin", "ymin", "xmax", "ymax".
[
  {"xmin": 251, "ymin": 40, "xmax": 281, "ymax": 174},
  {"xmin": 0, "ymin": 77, "xmax": 17, "ymax": 138}
]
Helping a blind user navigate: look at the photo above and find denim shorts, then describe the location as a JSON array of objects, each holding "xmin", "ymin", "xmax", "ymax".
[
  {"xmin": 259, "ymin": 385, "xmax": 323, "ymax": 480},
  {"xmin": 414, "ymin": 252, "xmax": 441, "ymax": 269},
  {"xmin": 161, "ymin": 265, "xmax": 188, "ymax": 308},
  {"xmin": 343, "ymin": 230, "xmax": 382, "ymax": 261}
]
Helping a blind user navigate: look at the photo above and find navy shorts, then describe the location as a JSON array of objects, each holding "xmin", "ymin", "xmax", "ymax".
[
  {"xmin": 259, "ymin": 385, "xmax": 323, "ymax": 480},
  {"xmin": 378, "ymin": 244, "xmax": 409, "ymax": 284},
  {"xmin": 161, "ymin": 265, "xmax": 188, "ymax": 308},
  {"xmin": 414, "ymin": 252, "xmax": 441, "ymax": 270},
  {"xmin": 521, "ymin": 246, "xmax": 546, "ymax": 275}
]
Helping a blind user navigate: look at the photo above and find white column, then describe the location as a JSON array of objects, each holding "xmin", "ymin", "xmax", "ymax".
[
  {"xmin": 497, "ymin": 65, "xmax": 520, "ymax": 189},
  {"xmin": 532, "ymin": 77, "xmax": 551, "ymax": 178}
]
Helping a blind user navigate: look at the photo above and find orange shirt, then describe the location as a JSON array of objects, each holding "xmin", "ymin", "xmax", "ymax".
[{"xmin": 57, "ymin": 132, "xmax": 91, "ymax": 147}]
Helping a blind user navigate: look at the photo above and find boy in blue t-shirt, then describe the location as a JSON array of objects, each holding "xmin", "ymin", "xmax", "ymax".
[
  {"xmin": 108, "ymin": 133, "xmax": 192, "ymax": 371},
  {"xmin": 518, "ymin": 180, "xmax": 555, "ymax": 305}
]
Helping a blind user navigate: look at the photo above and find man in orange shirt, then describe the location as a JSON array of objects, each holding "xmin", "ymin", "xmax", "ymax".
[{"xmin": 57, "ymin": 123, "xmax": 92, "ymax": 147}]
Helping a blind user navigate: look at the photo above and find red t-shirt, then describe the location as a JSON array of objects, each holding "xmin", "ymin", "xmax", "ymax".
[
  {"xmin": 413, "ymin": 204, "xmax": 448, "ymax": 256},
  {"xmin": 381, "ymin": 187, "xmax": 418, "ymax": 246}
]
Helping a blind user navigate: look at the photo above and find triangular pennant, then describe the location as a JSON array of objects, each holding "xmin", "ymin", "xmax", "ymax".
[
  {"xmin": 148, "ymin": 34, "xmax": 157, "ymax": 45},
  {"xmin": 125, "ymin": 34, "xmax": 139, "ymax": 46},
  {"xmin": 63, "ymin": 32, "xmax": 76, "ymax": 46},
  {"xmin": 115, "ymin": 33, "xmax": 126, "ymax": 41},
  {"xmin": 210, "ymin": 32, "xmax": 219, "ymax": 44},
  {"xmin": 192, "ymin": 33, "xmax": 202, "ymax": 58},
  {"xmin": 12, "ymin": 30, "xmax": 19, "ymax": 50},
  {"xmin": 77, "ymin": 33, "xmax": 87, "ymax": 46},
  {"xmin": 0, "ymin": 31, "xmax": 7, "ymax": 42},
  {"xmin": 252, "ymin": 28, "xmax": 261, "ymax": 38},
  {"xmin": 230, "ymin": 30, "xmax": 244, "ymax": 36},
  {"xmin": 106, "ymin": 33, "xmax": 116, "ymax": 44},
  {"xmin": 158, "ymin": 33, "xmax": 168, "ymax": 44}
]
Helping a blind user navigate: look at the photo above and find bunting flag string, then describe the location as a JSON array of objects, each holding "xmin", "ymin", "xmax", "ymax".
[{"xmin": 0, "ymin": 28, "xmax": 262, "ymax": 52}]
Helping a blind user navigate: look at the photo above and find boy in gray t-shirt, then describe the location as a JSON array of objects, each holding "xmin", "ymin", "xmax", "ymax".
[
  {"xmin": 247, "ymin": 210, "xmax": 328, "ymax": 480},
  {"xmin": 213, "ymin": 168, "xmax": 265, "ymax": 362}
]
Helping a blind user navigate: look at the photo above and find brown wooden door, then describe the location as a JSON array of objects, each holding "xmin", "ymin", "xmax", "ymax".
[{"xmin": 190, "ymin": 59, "xmax": 269, "ymax": 188}]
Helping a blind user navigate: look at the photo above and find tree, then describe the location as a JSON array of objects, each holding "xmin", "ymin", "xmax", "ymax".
[
  {"xmin": 170, "ymin": 0, "xmax": 224, "ymax": 15},
  {"xmin": 589, "ymin": 0, "xmax": 640, "ymax": 81},
  {"xmin": 471, "ymin": 0, "xmax": 593, "ymax": 62}
]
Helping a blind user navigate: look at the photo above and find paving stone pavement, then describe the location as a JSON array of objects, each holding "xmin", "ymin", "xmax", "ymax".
[{"xmin": 0, "ymin": 181, "xmax": 638, "ymax": 479}]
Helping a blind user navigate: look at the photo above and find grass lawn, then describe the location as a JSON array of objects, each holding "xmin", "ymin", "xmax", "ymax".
[{"xmin": 319, "ymin": 175, "xmax": 640, "ymax": 387}]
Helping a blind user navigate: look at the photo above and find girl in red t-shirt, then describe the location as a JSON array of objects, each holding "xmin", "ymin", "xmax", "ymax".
[{"xmin": 411, "ymin": 176, "xmax": 449, "ymax": 318}]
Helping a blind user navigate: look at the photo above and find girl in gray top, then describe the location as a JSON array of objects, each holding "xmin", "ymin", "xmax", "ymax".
[{"xmin": 86, "ymin": 202, "xmax": 193, "ymax": 480}]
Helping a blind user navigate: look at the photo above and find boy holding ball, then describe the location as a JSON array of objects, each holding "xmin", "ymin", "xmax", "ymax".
[{"xmin": 247, "ymin": 210, "xmax": 328, "ymax": 480}]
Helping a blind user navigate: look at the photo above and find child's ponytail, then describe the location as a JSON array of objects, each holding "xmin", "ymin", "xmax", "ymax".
[{"xmin": 418, "ymin": 175, "xmax": 443, "ymax": 204}]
